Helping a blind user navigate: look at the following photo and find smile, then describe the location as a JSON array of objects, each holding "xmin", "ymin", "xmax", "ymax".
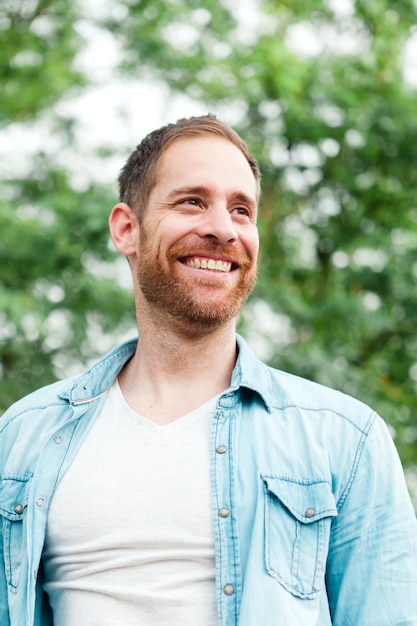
[{"xmin": 183, "ymin": 257, "xmax": 233, "ymax": 273}]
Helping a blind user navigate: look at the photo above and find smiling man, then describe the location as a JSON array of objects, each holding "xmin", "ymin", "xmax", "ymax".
[
  {"xmin": 116, "ymin": 133, "xmax": 259, "ymax": 334},
  {"xmin": 1, "ymin": 115, "xmax": 417, "ymax": 626}
]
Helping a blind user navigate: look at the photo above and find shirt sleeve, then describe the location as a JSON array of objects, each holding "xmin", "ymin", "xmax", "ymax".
[
  {"xmin": 326, "ymin": 413, "xmax": 417, "ymax": 625},
  {"xmin": 0, "ymin": 515, "xmax": 11, "ymax": 626}
]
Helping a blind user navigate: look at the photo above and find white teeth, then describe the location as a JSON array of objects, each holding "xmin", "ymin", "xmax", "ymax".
[{"xmin": 185, "ymin": 257, "xmax": 232, "ymax": 272}]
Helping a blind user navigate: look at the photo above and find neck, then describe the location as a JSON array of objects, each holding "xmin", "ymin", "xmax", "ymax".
[{"xmin": 118, "ymin": 314, "xmax": 238, "ymax": 424}]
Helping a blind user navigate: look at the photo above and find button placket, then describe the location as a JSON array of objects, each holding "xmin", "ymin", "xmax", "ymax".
[{"xmin": 213, "ymin": 400, "xmax": 240, "ymax": 622}]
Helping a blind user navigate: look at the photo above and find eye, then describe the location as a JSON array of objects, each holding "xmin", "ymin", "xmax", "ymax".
[
  {"xmin": 231, "ymin": 206, "xmax": 251, "ymax": 217},
  {"xmin": 178, "ymin": 197, "xmax": 201, "ymax": 208}
]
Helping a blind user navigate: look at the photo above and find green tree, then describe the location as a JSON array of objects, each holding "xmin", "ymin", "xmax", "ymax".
[
  {"xmin": 115, "ymin": 0, "xmax": 417, "ymax": 465},
  {"xmin": 1, "ymin": 0, "xmax": 417, "ymax": 473},
  {"xmin": 0, "ymin": 0, "xmax": 135, "ymax": 408}
]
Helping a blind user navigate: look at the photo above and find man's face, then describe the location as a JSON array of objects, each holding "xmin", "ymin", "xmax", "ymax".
[{"xmin": 134, "ymin": 135, "xmax": 259, "ymax": 332}]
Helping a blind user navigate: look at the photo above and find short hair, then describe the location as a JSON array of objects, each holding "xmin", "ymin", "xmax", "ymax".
[{"xmin": 118, "ymin": 114, "xmax": 261, "ymax": 221}]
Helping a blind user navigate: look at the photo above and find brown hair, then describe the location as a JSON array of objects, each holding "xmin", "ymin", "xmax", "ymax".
[{"xmin": 118, "ymin": 114, "xmax": 261, "ymax": 221}]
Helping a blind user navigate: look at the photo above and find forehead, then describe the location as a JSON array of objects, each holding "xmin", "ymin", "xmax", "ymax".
[{"xmin": 154, "ymin": 136, "xmax": 259, "ymax": 200}]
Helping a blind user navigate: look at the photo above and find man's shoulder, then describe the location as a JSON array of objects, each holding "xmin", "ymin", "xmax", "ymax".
[
  {"xmin": 0, "ymin": 375, "xmax": 76, "ymax": 427},
  {"xmin": 263, "ymin": 362, "xmax": 375, "ymax": 433},
  {"xmin": 237, "ymin": 337, "xmax": 375, "ymax": 434},
  {"xmin": 1, "ymin": 338, "xmax": 139, "ymax": 430}
]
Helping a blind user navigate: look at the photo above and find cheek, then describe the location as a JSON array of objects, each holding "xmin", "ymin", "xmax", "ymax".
[{"xmin": 245, "ymin": 230, "xmax": 260, "ymax": 261}]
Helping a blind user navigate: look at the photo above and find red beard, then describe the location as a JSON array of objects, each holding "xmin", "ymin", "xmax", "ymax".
[{"xmin": 136, "ymin": 232, "xmax": 258, "ymax": 332}]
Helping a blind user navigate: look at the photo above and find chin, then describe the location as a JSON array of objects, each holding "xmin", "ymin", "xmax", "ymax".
[
  {"xmin": 168, "ymin": 296, "xmax": 245, "ymax": 334},
  {"xmin": 169, "ymin": 314, "xmax": 234, "ymax": 339}
]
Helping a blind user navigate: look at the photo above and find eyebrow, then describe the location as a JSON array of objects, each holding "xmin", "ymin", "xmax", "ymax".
[{"xmin": 166, "ymin": 185, "xmax": 257, "ymax": 208}]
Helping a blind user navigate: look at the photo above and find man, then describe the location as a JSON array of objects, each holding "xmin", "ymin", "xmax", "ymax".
[{"xmin": 1, "ymin": 115, "xmax": 416, "ymax": 626}]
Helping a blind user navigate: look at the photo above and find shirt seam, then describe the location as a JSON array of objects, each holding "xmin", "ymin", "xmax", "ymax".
[
  {"xmin": 335, "ymin": 410, "xmax": 377, "ymax": 511},
  {"xmin": 267, "ymin": 402, "xmax": 375, "ymax": 435}
]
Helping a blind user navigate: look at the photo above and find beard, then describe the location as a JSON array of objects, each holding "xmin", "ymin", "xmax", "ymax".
[{"xmin": 135, "ymin": 230, "xmax": 258, "ymax": 332}]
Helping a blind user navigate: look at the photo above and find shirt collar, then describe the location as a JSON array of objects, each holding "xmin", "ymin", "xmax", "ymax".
[
  {"xmin": 66, "ymin": 334, "xmax": 272, "ymax": 410},
  {"xmin": 232, "ymin": 334, "xmax": 273, "ymax": 412},
  {"xmin": 66, "ymin": 339, "xmax": 138, "ymax": 404}
]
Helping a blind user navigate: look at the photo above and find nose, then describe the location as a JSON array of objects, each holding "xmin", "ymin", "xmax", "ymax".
[{"xmin": 196, "ymin": 203, "xmax": 238, "ymax": 244}]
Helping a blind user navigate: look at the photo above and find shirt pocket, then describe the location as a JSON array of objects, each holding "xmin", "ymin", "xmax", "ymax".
[
  {"xmin": 262, "ymin": 475, "xmax": 338, "ymax": 600},
  {"xmin": 0, "ymin": 474, "xmax": 32, "ymax": 591}
]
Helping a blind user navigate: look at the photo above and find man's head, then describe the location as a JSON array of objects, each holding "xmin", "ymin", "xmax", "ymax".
[
  {"xmin": 110, "ymin": 115, "xmax": 260, "ymax": 335},
  {"xmin": 118, "ymin": 114, "xmax": 261, "ymax": 222}
]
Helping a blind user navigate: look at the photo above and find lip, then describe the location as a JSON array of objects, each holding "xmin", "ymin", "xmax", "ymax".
[{"xmin": 179, "ymin": 254, "xmax": 239, "ymax": 271}]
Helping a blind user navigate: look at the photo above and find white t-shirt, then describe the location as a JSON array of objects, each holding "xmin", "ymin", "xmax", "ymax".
[{"xmin": 42, "ymin": 380, "xmax": 219, "ymax": 626}]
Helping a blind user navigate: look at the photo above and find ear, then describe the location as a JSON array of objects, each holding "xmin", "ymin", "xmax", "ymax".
[{"xmin": 109, "ymin": 203, "xmax": 139, "ymax": 257}]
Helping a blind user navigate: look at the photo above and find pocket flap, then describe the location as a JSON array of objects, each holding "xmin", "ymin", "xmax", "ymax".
[
  {"xmin": 0, "ymin": 474, "xmax": 32, "ymax": 520},
  {"xmin": 263, "ymin": 476, "xmax": 338, "ymax": 523}
]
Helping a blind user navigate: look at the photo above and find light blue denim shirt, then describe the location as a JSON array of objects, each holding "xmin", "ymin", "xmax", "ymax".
[{"xmin": 1, "ymin": 336, "xmax": 417, "ymax": 626}]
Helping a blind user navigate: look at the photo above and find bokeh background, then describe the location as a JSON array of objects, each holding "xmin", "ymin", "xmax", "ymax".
[{"xmin": 1, "ymin": 0, "xmax": 417, "ymax": 505}]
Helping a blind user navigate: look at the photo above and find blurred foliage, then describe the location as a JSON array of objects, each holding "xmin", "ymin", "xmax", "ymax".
[
  {"xmin": 1, "ymin": 0, "xmax": 417, "ymax": 468},
  {"xmin": 0, "ymin": 0, "xmax": 85, "ymax": 122}
]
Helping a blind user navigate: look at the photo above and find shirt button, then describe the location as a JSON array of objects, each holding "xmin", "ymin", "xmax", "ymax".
[
  {"xmin": 36, "ymin": 497, "xmax": 46, "ymax": 508},
  {"xmin": 305, "ymin": 507, "xmax": 316, "ymax": 518},
  {"xmin": 53, "ymin": 435, "xmax": 63, "ymax": 444},
  {"xmin": 216, "ymin": 445, "xmax": 227, "ymax": 454},
  {"xmin": 218, "ymin": 507, "xmax": 230, "ymax": 518},
  {"xmin": 14, "ymin": 504, "xmax": 24, "ymax": 514},
  {"xmin": 223, "ymin": 584, "xmax": 235, "ymax": 596}
]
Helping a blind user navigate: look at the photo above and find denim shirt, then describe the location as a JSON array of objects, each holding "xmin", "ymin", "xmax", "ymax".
[{"xmin": 1, "ymin": 336, "xmax": 417, "ymax": 626}]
